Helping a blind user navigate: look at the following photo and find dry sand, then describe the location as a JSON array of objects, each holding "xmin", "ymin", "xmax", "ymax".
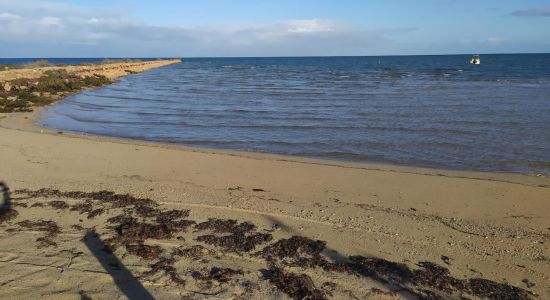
[{"xmin": 0, "ymin": 65, "xmax": 549, "ymax": 299}]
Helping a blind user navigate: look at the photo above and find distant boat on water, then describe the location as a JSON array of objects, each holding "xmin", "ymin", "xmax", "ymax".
[{"xmin": 470, "ymin": 55, "xmax": 481, "ymax": 65}]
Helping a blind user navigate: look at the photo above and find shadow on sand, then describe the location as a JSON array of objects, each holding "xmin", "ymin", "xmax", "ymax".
[
  {"xmin": 82, "ymin": 230, "xmax": 154, "ymax": 300},
  {"xmin": 0, "ymin": 181, "xmax": 18, "ymax": 224},
  {"xmin": 1, "ymin": 181, "xmax": 11, "ymax": 211}
]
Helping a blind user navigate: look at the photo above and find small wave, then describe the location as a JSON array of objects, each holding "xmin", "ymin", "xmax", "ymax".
[{"xmin": 40, "ymin": 55, "xmax": 550, "ymax": 175}]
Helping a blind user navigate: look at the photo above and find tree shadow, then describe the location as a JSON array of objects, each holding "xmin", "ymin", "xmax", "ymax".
[{"xmin": 82, "ymin": 230, "xmax": 154, "ymax": 300}]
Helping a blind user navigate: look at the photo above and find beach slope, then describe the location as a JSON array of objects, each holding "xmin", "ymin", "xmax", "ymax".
[{"xmin": 0, "ymin": 111, "xmax": 549, "ymax": 298}]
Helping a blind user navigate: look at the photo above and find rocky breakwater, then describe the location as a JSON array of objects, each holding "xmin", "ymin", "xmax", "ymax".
[{"xmin": 0, "ymin": 59, "xmax": 181, "ymax": 113}]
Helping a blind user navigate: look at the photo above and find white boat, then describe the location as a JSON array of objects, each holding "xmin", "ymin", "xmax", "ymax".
[{"xmin": 470, "ymin": 55, "xmax": 480, "ymax": 65}]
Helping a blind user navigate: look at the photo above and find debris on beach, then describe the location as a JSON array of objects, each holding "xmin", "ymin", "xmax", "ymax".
[
  {"xmin": 17, "ymin": 219, "xmax": 61, "ymax": 248},
  {"xmin": 192, "ymin": 267, "xmax": 244, "ymax": 285},
  {"xmin": 48, "ymin": 200, "xmax": 69, "ymax": 210},
  {"xmin": 126, "ymin": 244, "xmax": 164, "ymax": 260},
  {"xmin": 5, "ymin": 188, "xmax": 537, "ymax": 299},
  {"xmin": 264, "ymin": 264, "xmax": 326, "ymax": 300},
  {"xmin": 195, "ymin": 218, "xmax": 273, "ymax": 253}
]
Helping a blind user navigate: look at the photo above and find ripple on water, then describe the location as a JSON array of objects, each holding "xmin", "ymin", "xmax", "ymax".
[{"xmin": 40, "ymin": 55, "xmax": 550, "ymax": 175}]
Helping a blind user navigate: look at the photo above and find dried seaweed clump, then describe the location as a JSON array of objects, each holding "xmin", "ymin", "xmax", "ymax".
[
  {"xmin": 346, "ymin": 256, "xmax": 534, "ymax": 300},
  {"xmin": 87, "ymin": 208, "xmax": 105, "ymax": 219},
  {"xmin": 259, "ymin": 236, "xmax": 534, "ymax": 299},
  {"xmin": 264, "ymin": 265, "xmax": 326, "ymax": 300},
  {"xmin": 259, "ymin": 236, "xmax": 329, "ymax": 268},
  {"xmin": 143, "ymin": 258, "xmax": 186, "ymax": 286},
  {"xmin": 70, "ymin": 200, "xmax": 93, "ymax": 213},
  {"xmin": 195, "ymin": 218, "xmax": 273, "ymax": 253},
  {"xmin": 468, "ymin": 278, "xmax": 534, "ymax": 300},
  {"xmin": 17, "ymin": 220, "xmax": 61, "ymax": 248},
  {"xmin": 173, "ymin": 245, "xmax": 215, "ymax": 260},
  {"xmin": 48, "ymin": 200, "xmax": 69, "ymax": 210},
  {"xmin": 109, "ymin": 216, "xmax": 177, "ymax": 245},
  {"xmin": 193, "ymin": 267, "xmax": 244, "ymax": 283},
  {"xmin": 126, "ymin": 244, "xmax": 164, "ymax": 260},
  {"xmin": 156, "ymin": 209, "xmax": 190, "ymax": 222},
  {"xmin": 105, "ymin": 210, "xmax": 195, "ymax": 260},
  {"xmin": 14, "ymin": 189, "xmax": 156, "ymax": 209}
]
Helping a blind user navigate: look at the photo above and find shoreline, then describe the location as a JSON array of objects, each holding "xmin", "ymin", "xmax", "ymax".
[
  {"xmin": 1, "ymin": 64, "xmax": 549, "ymax": 299},
  {"xmin": 2, "ymin": 106, "xmax": 548, "ymax": 188}
]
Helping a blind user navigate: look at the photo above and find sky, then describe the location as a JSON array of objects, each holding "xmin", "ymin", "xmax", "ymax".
[{"xmin": 0, "ymin": 0, "xmax": 549, "ymax": 57}]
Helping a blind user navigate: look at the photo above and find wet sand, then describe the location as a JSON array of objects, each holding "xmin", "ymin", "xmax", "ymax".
[{"xmin": 1, "ymin": 82, "xmax": 549, "ymax": 298}]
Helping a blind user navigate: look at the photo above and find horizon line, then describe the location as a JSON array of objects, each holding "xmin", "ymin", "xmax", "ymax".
[{"xmin": 1, "ymin": 52, "xmax": 550, "ymax": 60}]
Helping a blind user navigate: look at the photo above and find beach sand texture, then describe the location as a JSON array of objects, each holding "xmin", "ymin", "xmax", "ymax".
[{"xmin": 0, "ymin": 62, "xmax": 549, "ymax": 299}]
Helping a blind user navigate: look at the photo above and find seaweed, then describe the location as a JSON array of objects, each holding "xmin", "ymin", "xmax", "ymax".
[
  {"xmin": 173, "ymin": 245, "xmax": 215, "ymax": 260},
  {"xmin": 17, "ymin": 220, "xmax": 61, "ymax": 248},
  {"xmin": 134, "ymin": 205, "xmax": 160, "ymax": 218},
  {"xmin": 193, "ymin": 267, "xmax": 244, "ymax": 283},
  {"xmin": 49, "ymin": 200, "xmax": 69, "ymax": 210},
  {"xmin": 196, "ymin": 231, "xmax": 272, "ymax": 253},
  {"xmin": 7, "ymin": 188, "xmax": 536, "ymax": 299},
  {"xmin": 264, "ymin": 264, "xmax": 326, "ymax": 300},
  {"xmin": 143, "ymin": 258, "xmax": 185, "ymax": 286},
  {"xmin": 468, "ymin": 278, "xmax": 533, "ymax": 300},
  {"xmin": 87, "ymin": 208, "xmax": 105, "ymax": 219},
  {"xmin": 195, "ymin": 218, "xmax": 272, "ymax": 252},
  {"xmin": 156, "ymin": 209, "xmax": 190, "ymax": 223},
  {"xmin": 14, "ymin": 189, "xmax": 156, "ymax": 208},
  {"xmin": 71, "ymin": 200, "xmax": 94, "ymax": 213},
  {"xmin": 126, "ymin": 244, "xmax": 164, "ymax": 260},
  {"xmin": 259, "ymin": 236, "xmax": 328, "ymax": 268}
]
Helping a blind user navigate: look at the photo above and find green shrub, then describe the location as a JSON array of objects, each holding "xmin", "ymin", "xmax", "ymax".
[
  {"xmin": 82, "ymin": 75, "xmax": 111, "ymax": 87},
  {"xmin": 34, "ymin": 70, "xmax": 81, "ymax": 92},
  {"xmin": 22, "ymin": 59, "xmax": 52, "ymax": 69},
  {"xmin": 1, "ymin": 66, "xmax": 113, "ymax": 113}
]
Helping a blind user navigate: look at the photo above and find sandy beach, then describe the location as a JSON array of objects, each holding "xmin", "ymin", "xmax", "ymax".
[
  {"xmin": 0, "ymin": 62, "xmax": 549, "ymax": 299},
  {"xmin": 0, "ymin": 105, "xmax": 549, "ymax": 299}
]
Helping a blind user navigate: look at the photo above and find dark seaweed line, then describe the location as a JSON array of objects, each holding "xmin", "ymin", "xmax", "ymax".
[{"xmin": 6, "ymin": 188, "xmax": 537, "ymax": 300}]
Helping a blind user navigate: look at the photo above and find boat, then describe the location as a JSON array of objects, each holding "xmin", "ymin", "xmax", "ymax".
[{"xmin": 470, "ymin": 55, "xmax": 480, "ymax": 65}]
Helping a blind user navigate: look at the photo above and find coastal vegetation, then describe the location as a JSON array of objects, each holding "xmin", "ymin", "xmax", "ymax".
[
  {"xmin": 0, "ymin": 59, "xmax": 143, "ymax": 71},
  {"xmin": 0, "ymin": 59, "xmax": 52, "ymax": 71},
  {"xmin": 0, "ymin": 69, "xmax": 111, "ymax": 113},
  {"xmin": 0, "ymin": 59, "xmax": 180, "ymax": 113}
]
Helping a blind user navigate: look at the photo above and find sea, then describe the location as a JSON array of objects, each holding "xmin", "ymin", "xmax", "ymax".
[{"xmin": 3, "ymin": 55, "xmax": 550, "ymax": 175}]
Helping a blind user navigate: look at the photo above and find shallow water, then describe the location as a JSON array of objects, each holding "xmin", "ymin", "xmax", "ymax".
[{"xmin": 35, "ymin": 55, "xmax": 550, "ymax": 174}]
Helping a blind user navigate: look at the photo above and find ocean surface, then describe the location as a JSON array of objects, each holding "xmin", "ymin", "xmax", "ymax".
[{"xmin": 25, "ymin": 55, "xmax": 550, "ymax": 174}]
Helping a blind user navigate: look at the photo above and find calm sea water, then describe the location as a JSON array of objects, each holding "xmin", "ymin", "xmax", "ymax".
[{"xmin": 33, "ymin": 55, "xmax": 550, "ymax": 174}]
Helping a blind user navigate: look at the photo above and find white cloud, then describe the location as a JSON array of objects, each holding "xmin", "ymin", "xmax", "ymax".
[
  {"xmin": 284, "ymin": 19, "xmax": 338, "ymax": 33},
  {"xmin": 0, "ymin": 12, "xmax": 20, "ymax": 19},
  {"xmin": 0, "ymin": 0, "xmax": 413, "ymax": 57},
  {"xmin": 487, "ymin": 37, "xmax": 503, "ymax": 44},
  {"xmin": 512, "ymin": 7, "xmax": 550, "ymax": 17}
]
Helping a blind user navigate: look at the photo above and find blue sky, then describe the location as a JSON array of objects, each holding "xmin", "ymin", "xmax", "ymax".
[{"xmin": 1, "ymin": 0, "xmax": 549, "ymax": 57}]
